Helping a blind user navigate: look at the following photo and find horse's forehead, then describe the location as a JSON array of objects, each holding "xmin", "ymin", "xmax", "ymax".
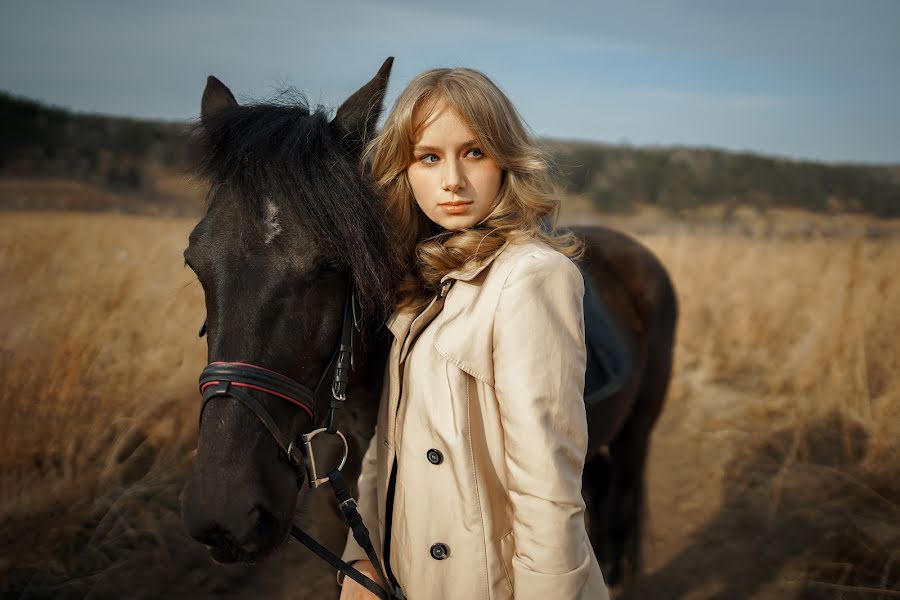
[
  {"xmin": 260, "ymin": 198, "xmax": 313, "ymax": 256},
  {"xmin": 203, "ymin": 198, "xmax": 322, "ymax": 270},
  {"xmin": 259, "ymin": 200, "xmax": 322, "ymax": 267}
]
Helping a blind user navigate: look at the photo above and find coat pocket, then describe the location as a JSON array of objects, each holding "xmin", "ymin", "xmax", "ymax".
[{"xmin": 499, "ymin": 529, "xmax": 515, "ymax": 593}]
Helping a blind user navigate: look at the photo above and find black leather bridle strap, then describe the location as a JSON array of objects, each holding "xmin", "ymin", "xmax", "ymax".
[
  {"xmin": 291, "ymin": 467, "xmax": 395, "ymax": 600},
  {"xmin": 200, "ymin": 381, "xmax": 304, "ymax": 464},
  {"xmin": 330, "ymin": 468, "xmax": 394, "ymax": 593},
  {"xmin": 324, "ymin": 280, "xmax": 358, "ymax": 433},
  {"xmin": 291, "ymin": 528, "xmax": 388, "ymax": 597},
  {"xmin": 200, "ymin": 362, "xmax": 315, "ymax": 415}
]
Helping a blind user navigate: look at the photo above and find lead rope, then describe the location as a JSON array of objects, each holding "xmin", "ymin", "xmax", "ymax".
[
  {"xmin": 290, "ymin": 283, "xmax": 399, "ymax": 599},
  {"xmin": 291, "ymin": 467, "xmax": 396, "ymax": 599}
]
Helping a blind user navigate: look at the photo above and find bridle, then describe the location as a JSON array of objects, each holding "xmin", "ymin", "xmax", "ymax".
[
  {"xmin": 197, "ymin": 279, "xmax": 359, "ymax": 487},
  {"xmin": 194, "ymin": 280, "xmax": 398, "ymax": 599}
]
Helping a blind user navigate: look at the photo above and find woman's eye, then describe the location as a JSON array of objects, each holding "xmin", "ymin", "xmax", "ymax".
[
  {"xmin": 420, "ymin": 154, "xmax": 439, "ymax": 164},
  {"xmin": 467, "ymin": 148, "xmax": 484, "ymax": 158}
]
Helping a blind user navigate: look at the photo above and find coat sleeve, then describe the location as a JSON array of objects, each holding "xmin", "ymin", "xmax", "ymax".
[
  {"xmin": 492, "ymin": 251, "xmax": 596, "ymax": 598},
  {"xmin": 339, "ymin": 428, "xmax": 381, "ymax": 569}
]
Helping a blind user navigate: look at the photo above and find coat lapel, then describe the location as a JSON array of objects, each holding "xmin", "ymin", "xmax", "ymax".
[
  {"xmin": 385, "ymin": 240, "xmax": 511, "ymax": 353},
  {"xmin": 386, "ymin": 309, "xmax": 415, "ymax": 343},
  {"xmin": 439, "ymin": 240, "xmax": 509, "ymax": 285},
  {"xmin": 431, "ymin": 241, "xmax": 512, "ymax": 386}
]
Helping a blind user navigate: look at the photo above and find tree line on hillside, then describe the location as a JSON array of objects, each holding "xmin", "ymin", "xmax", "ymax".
[
  {"xmin": 2, "ymin": 91, "xmax": 899, "ymax": 218},
  {"xmin": 550, "ymin": 142, "xmax": 900, "ymax": 218},
  {"xmin": 0, "ymin": 91, "xmax": 190, "ymax": 196}
]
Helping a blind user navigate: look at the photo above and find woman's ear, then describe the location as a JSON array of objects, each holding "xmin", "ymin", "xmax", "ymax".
[{"xmin": 331, "ymin": 57, "xmax": 394, "ymax": 156}]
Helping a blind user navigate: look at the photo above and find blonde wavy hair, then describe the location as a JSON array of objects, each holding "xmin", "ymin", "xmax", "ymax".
[{"xmin": 363, "ymin": 67, "xmax": 584, "ymax": 313}]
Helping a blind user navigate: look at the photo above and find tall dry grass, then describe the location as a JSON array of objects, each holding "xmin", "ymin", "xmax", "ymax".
[
  {"xmin": 0, "ymin": 211, "xmax": 214, "ymax": 595},
  {"xmin": 635, "ymin": 224, "xmax": 900, "ymax": 596}
]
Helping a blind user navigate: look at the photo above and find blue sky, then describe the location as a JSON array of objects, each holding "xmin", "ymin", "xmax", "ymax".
[{"xmin": 1, "ymin": 0, "xmax": 898, "ymax": 164}]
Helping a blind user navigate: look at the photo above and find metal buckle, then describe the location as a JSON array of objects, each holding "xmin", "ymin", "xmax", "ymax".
[
  {"xmin": 286, "ymin": 441, "xmax": 304, "ymax": 466},
  {"xmin": 299, "ymin": 428, "xmax": 349, "ymax": 488}
]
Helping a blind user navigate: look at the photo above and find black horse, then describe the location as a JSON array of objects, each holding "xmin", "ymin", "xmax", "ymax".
[{"xmin": 180, "ymin": 58, "xmax": 678, "ymax": 589}]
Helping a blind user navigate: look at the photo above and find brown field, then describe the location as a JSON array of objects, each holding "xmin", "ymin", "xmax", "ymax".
[{"xmin": 1, "ymin": 209, "xmax": 898, "ymax": 599}]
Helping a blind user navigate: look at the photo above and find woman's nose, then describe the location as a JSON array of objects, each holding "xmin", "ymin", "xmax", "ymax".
[{"xmin": 442, "ymin": 159, "xmax": 465, "ymax": 192}]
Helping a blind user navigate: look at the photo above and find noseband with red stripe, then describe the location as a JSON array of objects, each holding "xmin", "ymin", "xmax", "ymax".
[{"xmin": 196, "ymin": 281, "xmax": 360, "ymax": 488}]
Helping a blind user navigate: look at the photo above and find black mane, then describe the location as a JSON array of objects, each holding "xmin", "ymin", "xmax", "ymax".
[{"xmin": 189, "ymin": 91, "xmax": 400, "ymax": 319}]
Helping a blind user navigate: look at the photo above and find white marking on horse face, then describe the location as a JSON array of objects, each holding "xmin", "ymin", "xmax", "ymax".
[{"xmin": 263, "ymin": 199, "xmax": 282, "ymax": 244}]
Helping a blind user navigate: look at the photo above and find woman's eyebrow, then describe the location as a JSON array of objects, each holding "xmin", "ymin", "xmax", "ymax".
[{"xmin": 413, "ymin": 139, "xmax": 479, "ymax": 153}]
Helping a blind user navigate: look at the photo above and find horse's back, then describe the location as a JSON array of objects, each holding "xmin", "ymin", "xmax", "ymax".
[
  {"xmin": 572, "ymin": 225, "xmax": 678, "ymax": 449},
  {"xmin": 573, "ymin": 225, "xmax": 677, "ymax": 330}
]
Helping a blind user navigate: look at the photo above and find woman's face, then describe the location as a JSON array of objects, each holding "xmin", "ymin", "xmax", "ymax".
[{"xmin": 406, "ymin": 99, "xmax": 503, "ymax": 231}]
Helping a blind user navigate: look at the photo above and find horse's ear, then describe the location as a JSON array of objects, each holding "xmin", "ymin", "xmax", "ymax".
[
  {"xmin": 331, "ymin": 57, "xmax": 394, "ymax": 155},
  {"xmin": 201, "ymin": 75, "xmax": 239, "ymax": 125}
]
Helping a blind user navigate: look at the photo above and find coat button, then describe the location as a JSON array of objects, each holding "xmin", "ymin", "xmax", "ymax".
[
  {"xmin": 430, "ymin": 542, "xmax": 450, "ymax": 560},
  {"xmin": 426, "ymin": 448, "xmax": 443, "ymax": 465}
]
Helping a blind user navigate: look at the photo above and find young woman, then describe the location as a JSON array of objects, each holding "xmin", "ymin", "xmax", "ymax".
[{"xmin": 338, "ymin": 67, "xmax": 609, "ymax": 600}]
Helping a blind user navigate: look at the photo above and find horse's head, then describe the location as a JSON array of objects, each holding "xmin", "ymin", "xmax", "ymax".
[{"xmin": 180, "ymin": 58, "xmax": 398, "ymax": 563}]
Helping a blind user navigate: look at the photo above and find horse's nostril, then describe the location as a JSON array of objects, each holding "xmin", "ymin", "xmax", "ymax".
[
  {"xmin": 195, "ymin": 525, "xmax": 235, "ymax": 549},
  {"xmin": 249, "ymin": 505, "xmax": 280, "ymax": 547}
]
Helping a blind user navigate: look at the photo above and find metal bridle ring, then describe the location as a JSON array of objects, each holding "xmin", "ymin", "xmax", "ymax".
[{"xmin": 299, "ymin": 428, "xmax": 349, "ymax": 489}]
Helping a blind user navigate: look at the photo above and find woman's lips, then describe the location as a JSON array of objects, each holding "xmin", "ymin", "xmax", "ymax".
[{"xmin": 439, "ymin": 201, "xmax": 472, "ymax": 214}]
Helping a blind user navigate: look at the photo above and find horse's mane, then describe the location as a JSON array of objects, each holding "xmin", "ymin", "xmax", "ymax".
[{"xmin": 189, "ymin": 90, "xmax": 400, "ymax": 319}]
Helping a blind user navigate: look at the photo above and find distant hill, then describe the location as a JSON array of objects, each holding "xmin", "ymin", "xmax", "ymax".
[
  {"xmin": 0, "ymin": 91, "xmax": 201, "ymax": 215},
  {"xmin": 2, "ymin": 91, "xmax": 899, "ymax": 218},
  {"xmin": 545, "ymin": 140, "xmax": 900, "ymax": 218}
]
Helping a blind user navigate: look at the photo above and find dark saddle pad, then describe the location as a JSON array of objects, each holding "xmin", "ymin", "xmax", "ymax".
[{"xmin": 580, "ymin": 266, "xmax": 631, "ymax": 405}]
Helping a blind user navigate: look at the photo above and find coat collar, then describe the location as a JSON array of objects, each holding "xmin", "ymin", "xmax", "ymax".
[
  {"xmin": 439, "ymin": 240, "xmax": 510, "ymax": 284},
  {"xmin": 386, "ymin": 240, "xmax": 511, "ymax": 339}
]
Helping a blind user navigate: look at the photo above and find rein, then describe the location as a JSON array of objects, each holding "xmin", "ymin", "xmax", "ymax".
[{"xmin": 196, "ymin": 282, "xmax": 398, "ymax": 599}]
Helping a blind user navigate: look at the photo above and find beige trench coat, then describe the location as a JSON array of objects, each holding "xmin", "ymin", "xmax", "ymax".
[{"xmin": 340, "ymin": 236, "xmax": 609, "ymax": 600}]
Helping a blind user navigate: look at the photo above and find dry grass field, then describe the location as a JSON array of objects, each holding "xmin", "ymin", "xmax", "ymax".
[
  {"xmin": 1, "ymin": 209, "xmax": 898, "ymax": 598},
  {"xmin": 609, "ymin": 222, "xmax": 900, "ymax": 599}
]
